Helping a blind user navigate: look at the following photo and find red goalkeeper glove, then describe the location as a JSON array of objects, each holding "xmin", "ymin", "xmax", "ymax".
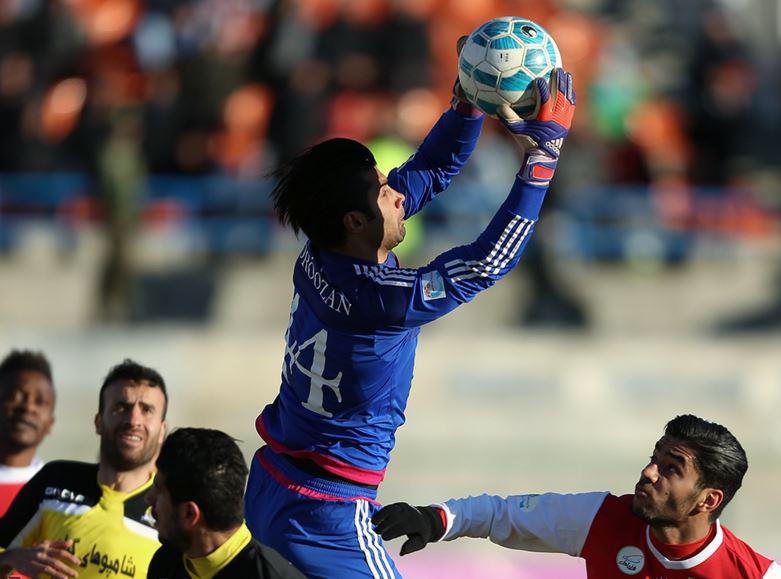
[{"xmin": 498, "ymin": 68, "xmax": 576, "ymax": 186}]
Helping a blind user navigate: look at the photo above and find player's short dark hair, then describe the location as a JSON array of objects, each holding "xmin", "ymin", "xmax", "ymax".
[
  {"xmin": 99, "ymin": 359, "xmax": 168, "ymax": 419},
  {"xmin": 271, "ymin": 138, "xmax": 378, "ymax": 248},
  {"xmin": 664, "ymin": 414, "xmax": 748, "ymax": 521},
  {"xmin": 156, "ymin": 427, "xmax": 248, "ymax": 531},
  {"xmin": 0, "ymin": 350, "xmax": 53, "ymax": 389}
]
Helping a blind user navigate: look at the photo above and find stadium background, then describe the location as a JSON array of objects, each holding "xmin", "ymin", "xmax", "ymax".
[{"xmin": 1, "ymin": 0, "xmax": 780, "ymax": 576}]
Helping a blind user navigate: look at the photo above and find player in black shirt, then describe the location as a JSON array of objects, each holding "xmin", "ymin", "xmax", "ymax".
[{"xmin": 146, "ymin": 428, "xmax": 304, "ymax": 579}]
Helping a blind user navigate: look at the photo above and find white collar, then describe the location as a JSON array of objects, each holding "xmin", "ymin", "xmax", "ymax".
[
  {"xmin": 0, "ymin": 456, "xmax": 44, "ymax": 484},
  {"xmin": 645, "ymin": 521, "xmax": 723, "ymax": 569}
]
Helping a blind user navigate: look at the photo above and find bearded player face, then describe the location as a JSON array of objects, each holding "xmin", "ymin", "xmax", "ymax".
[
  {"xmin": 95, "ymin": 380, "xmax": 166, "ymax": 472},
  {"xmin": 631, "ymin": 436, "xmax": 711, "ymax": 527}
]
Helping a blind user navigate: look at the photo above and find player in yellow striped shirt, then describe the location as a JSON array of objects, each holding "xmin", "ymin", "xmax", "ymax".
[{"xmin": 0, "ymin": 359, "xmax": 167, "ymax": 579}]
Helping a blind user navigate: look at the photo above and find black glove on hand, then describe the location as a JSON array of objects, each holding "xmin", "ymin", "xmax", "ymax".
[{"xmin": 371, "ymin": 503, "xmax": 445, "ymax": 556}]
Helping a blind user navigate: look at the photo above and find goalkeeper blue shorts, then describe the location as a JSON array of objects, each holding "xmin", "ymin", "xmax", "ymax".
[{"xmin": 245, "ymin": 446, "xmax": 402, "ymax": 579}]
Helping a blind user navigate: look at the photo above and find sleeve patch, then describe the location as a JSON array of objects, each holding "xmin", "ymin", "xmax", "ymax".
[{"xmin": 422, "ymin": 271, "xmax": 447, "ymax": 301}]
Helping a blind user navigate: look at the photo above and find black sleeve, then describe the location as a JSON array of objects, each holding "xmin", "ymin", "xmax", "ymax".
[
  {"xmin": 0, "ymin": 463, "xmax": 51, "ymax": 546},
  {"xmin": 255, "ymin": 543, "xmax": 307, "ymax": 579},
  {"xmin": 147, "ymin": 544, "xmax": 187, "ymax": 579}
]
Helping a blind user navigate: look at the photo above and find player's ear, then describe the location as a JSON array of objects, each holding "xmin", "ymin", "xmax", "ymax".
[
  {"xmin": 343, "ymin": 211, "xmax": 367, "ymax": 234},
  {"xmin": 94, "ymin": 412, "xmax": 102, "ymax": 435},
  {"xmin": 695, "ymin": 488, "xmax": 724, "ymax": 516},
  {"xmin": 181, "ymin": 501, "xmax": 202, "ymax": 530}
]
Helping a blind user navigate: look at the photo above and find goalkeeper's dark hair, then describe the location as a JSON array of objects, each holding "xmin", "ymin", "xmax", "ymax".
[
  {"xmin": 664, "ymin": 414, "xmax": 748, "ymax": 521},
  {"xmin": 99, "ymin": 359, "xmax": 168, "ymax": 419},
  {"xmin": 156, "ymin": 428, "xmax": 248, "ymax": 531},
  {"xmin": 0, "ymin": 349, "xmax": 54, "ymax": 392},
  {"xmin": 271, "ymin": 138, "xmax": 378, "ymax": 248}
]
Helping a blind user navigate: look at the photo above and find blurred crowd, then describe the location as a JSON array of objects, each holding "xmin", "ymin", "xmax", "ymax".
[
  {"xmin": 1, "ymin": 0, "xmax": 778, "ymax": 184},
  {"xmin": 1, "ymin": 0, "xmax": 780, "ymax": 326}
]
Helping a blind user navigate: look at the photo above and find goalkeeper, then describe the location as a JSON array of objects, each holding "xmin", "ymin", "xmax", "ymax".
[{"xmin": 247, "ymin": 58, "xmax": 576, "ymax": 578}]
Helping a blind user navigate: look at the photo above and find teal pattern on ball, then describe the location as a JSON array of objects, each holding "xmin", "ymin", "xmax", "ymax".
[
  {"xmin": 473, "ymin": 68, "xmax": 499, "ymax": 90},
  {"xmin": 478, "ymin": 20, "xmax": 511, "ymax": 37},
  {"xmin": 545, "ymin": 37, "xmax": 559, "ymax": 65},
  {"xmin": 499, "ymin": 69, "xmax": 533, "ymax": 92},
  {"xmin": 470, "ymin": 34, "xmax": 487, "ymax": 47},
  {"xmin": 524, "ymin": 48, "xmax": 550, "ymax": 75},
  {"xmin": 489, "ymin": 35, "xmax": 522, "ymax": 50},
  {"xmin": 457, "ymin": 16, "xmax": 562, "ymax": 118},
  {"xmin": 459, "ymin": 60, "xmax": 474, "ymax": 76}
]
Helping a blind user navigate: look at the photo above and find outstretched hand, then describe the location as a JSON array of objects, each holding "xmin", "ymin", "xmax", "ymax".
[
  {"xmin": 498, "ymin": 68, "xmax": 576, "ymax": 157},
  {"xmin": 497, "ymin": 68, "xmax": 576, "ymax": 185},
  {"xmin": 372, "ymin": 502, "xmax": 446, "ymax": 556}
]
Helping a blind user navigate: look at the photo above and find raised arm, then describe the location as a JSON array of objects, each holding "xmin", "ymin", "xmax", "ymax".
[
  {"xmin": 388, "ymin": 106, "xmax": 484, "ymax": 219},
  {"xmin": 387, "ymin": 37, "xmax": 485, "ymax": 218},
  {"xmin": 356, "ymin": 175, "xmax": 542, "ymax": 327},
  {"xmin": 358, "ymin": 69, "xmax": 576, "ymax": 328}
]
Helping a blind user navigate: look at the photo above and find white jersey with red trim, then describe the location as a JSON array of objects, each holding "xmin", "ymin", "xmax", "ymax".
[
  {"xmin": 440, "ymin": 492, "xmax": 780, "ymax": 578},
  {"xmin": 0, "ymin": 457, "xmax": 43, "ymax": 517}
]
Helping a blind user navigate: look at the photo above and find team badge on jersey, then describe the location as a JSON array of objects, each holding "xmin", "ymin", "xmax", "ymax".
[
  {"xmin": 616, "ymin": 546, "xmax": 645, "ymax": 575},
  {"xmin": 517, "ymin": 494, "xmax": 540, "ymax": 511},
  {"xmin": 422, "ymin": 271, "xmax": 446, "ymax": 301}
]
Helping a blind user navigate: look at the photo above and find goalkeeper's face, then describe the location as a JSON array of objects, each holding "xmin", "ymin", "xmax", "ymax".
[
  {"xmin": 371, "ymin": 169, "xmax": 406, "ymax": 252},
  {"xmin": 96, "ymin": 380, "xmax": 167, "ymax": 472}
]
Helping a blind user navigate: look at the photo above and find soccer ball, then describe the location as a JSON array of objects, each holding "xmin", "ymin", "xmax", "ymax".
[{"xmin": 458, "ymin": 16, "xmax": 562, "ymax": 118}]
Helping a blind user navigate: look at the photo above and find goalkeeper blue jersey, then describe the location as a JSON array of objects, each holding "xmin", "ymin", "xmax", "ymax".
[{"xmin": 257, "ymin": 109, "xmax": 547, "ymax": 485}]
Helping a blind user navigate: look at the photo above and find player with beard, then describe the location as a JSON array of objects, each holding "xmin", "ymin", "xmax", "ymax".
[
  {"xmin": 0, "ymin": 350, "xmax": 56, "ymax": 517},
  {"xmin": 0, "ymin": 359, "xmax": 167, "ymax": 579},
  {"xmin": 373, "ymin": 414, "xmax": 781, "ymax": 578},
  {"xmin": 248, "ymin": 53, "xmax": 577, "ymax": 576},
  {"xmin": 146, "ymin": 428, "xmax": 305, "ymax": 579}
]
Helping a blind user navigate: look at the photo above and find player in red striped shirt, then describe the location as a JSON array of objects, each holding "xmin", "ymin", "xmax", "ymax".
[{"xmin": 374, "ymin": 414, "xmax": 780, "ymax": 578}]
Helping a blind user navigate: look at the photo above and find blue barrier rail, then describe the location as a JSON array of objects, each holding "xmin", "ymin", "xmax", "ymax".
[{"xmin": 0, "ymin": 173, "xmax": 776, "ymax": 259}]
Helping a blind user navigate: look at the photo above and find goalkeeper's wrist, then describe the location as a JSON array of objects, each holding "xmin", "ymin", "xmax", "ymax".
[
  {"xmin": 451, "ymin": 98, "xmax": 483, "ymax": 118},
  {"xmin": 418, "ymin": 505, "xmax": 446, "ymax": 542},
  {"xmin": 519, "ymin": 151, "xmax": 557, "ymax": 187}
]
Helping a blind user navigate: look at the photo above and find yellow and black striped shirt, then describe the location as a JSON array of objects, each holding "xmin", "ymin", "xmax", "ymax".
[{"xmin": 0, "ymin": 461, "xmax": 159, "ymax": 578}]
